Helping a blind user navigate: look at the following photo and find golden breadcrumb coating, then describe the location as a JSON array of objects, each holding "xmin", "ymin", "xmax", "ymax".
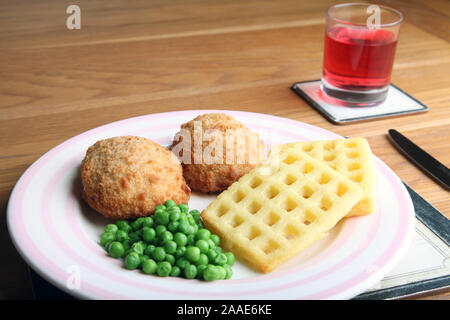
[{"xmin": 81, "ymin": 136, "xmax": 190, "ymax": 219}]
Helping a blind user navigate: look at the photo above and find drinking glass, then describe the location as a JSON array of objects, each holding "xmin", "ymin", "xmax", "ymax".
[{"xmin": 321, "ymin": 3, "xmax": 403, "ymax": 106}]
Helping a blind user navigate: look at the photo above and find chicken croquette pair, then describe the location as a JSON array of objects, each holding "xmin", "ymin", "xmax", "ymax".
[{"xmin": 81, "ymin": 114, "xmax": 265, "ymax": 219}]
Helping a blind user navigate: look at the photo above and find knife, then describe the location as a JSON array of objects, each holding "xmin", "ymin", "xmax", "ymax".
[{"xmin": 388, "ymin": 129, "xmax": 450, "ymax": 190}]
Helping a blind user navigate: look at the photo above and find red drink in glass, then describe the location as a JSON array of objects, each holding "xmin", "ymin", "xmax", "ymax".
[
  {"xmin": 320, "ymin": 4, "xmax": 403, "ymax": 106},
  {"xmin": 323, "ymin": 26, "xmax": 398, "ymax": 90}
]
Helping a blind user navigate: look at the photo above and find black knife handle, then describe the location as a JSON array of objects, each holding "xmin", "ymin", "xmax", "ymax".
[{"xmin": 388, "ymin": 129, "xmax": 450, "ymax": 190}]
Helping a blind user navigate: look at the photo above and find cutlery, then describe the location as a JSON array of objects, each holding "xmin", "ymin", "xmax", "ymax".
[{"xmin": 388, "ymin": 129, "xmax": 450, "ymax": 190}]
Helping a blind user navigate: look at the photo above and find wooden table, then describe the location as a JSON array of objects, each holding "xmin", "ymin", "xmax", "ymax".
[{"xmin": 0, "ymin": 0, "xmax": 448, "ymax": 300}]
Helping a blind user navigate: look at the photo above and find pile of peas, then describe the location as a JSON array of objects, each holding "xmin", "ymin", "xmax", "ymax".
[{"xmin": 100, "ymin": 200, "xmax": 234, "ymax": 281}]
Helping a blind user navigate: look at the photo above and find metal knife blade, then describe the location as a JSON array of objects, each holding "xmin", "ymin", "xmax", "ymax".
[{"xmin": 388, "ymin": 129, "xmax": 450, "ymax": 190}]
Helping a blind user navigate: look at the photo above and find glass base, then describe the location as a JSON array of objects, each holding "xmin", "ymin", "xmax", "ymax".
[{"xmin": 320, "ymin": 78, "xmax": 389, "ymax": 107}]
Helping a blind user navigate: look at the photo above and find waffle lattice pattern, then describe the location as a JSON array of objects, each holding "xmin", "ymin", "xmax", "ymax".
[
  {"xmin": 201, "ymin": 148, "xmax": 363, "ymax": 273},
  {"xmin": 271, "ymin": 138, "xmax": 376, "ymax": 217}
]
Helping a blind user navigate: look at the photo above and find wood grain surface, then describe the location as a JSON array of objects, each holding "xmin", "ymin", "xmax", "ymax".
[{"xmin": 0, "ymin": 0, "xmax": 448, "ymax": 300}]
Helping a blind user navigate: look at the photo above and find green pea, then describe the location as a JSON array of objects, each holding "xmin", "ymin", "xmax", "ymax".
[
  {"xmin": 197, "ymin": 264, "xmax": 208, "ymax": 278},
  {"xmin": 131, "ymin": 219, "xmax": 143, "ymax": 231},
  {"xmin": 224, "ymin": 264, "xmax": 233, "ymax": 279},
  {"xmin": 187, "ymin": 234, "xmax": 195, "ymax": 246},
  {"xmin": 152, "ymin": 247, "xmax": 166, "ymax": 262},
  {"xmin": 214, "ymin": 253, "xmax": 228, "ymax": 266},
  {"xmin": 170, "ymin": 266, "xmax": 181, "ymax": 277},
  {"xmin": 140, "ymin": 254, "xmax": 149, "ymax": 265},
  {"xmin": 213, "ymin": 246, "xmax": 223, "ymax": 254},
  {"xmin": 122, "ymin": 239, "xmax": 131, "ymax": 251},
  {"xmin": 165, "ymin": 253, "xmax": 175, "ymax": 265},
  {"xmin": 104, "ymin": 224, "xmax": 118, "ymax": 233},
  {"xmin": 138, "ymin": 240, "xmax": 147, "ymax": 249},
  {"xmin": 225, "ymin": 252, "xmax": 235, "ymax": 266},
  {"xmin": 155, "ymin": 204, "xmax": 166, "ymax": 212},
  {"xmin": 169, "ymin": 210, "xmax": 181, "ymax": 222},
  {"xmin": 142, "ymin": 259, "xmax": 157, "ymax": 274},
  {"xmin": 155, "ymin": 225, "xmax": 167, "ymax": 237},
  {"xmin": 130, "ymin": 241, "xmax": 145, "ymax": 255},
  {"xmin": 203, "ymin": 265, "xmax": 221, "ymax": 281},
  {"xmin": 187, "ymin": 215, "xmax": 196, "ymax": 226},
  {"xmin": 100, "ymin": 232, "xmax": 116, "ymax": 247},
  {"xmin": 142, "ymin": 227, "xmax": 156, "ymax": 243},
  {"xmin": 168, "ymin": 206, "xmax": 181, "ymax": 214},
  {"xmin": 189, "ymin": 209, "xmax": 200, "ymax": 217},
  {"xmin": 179, "ymin": 212, "xmax": 188, "ymax": 222},
  {"xmin": 164, "ymin": 240, "xmax": 177, "ymax": 254},
  {"xmin": 164, "ymin": 200, "xmax": 176, "ymax": 208},
  {"xmin": 105, "ymin": 239, "xmax": 114, "ymax": 251},
  {"xmin": 193, "ymin": 214, "xmax": 201, "ymax": 224},
  {"xmin": 108, "ymin": 241, "xmax": 125, "ymax": 258},
  {"xmin": 176, "ymin": 257, "xmax": 190, "ymax": 269},
  {"xmin": 124, "ymin": 252, "xmax": 141, "ymax": 270},
  {"xmin": 207, "ymin": 239, "xmax": 216, "ymax": 249},
  {"xmin": 159, "ymin": 230, "xmax": 173, "ymax": 244},
  {"xmin": 178, "ymin": 204, "xmax": 189, "ymax": 213},
  {"xmin": 122, "ymin": 224, "xmax": 132, "ymax": 233},
  {"xmin": 174, "ymin": 232, "xmax": 188, "ymax": 247},
  {"xmin": 206, "ymin": 248, "xmax": 218, "ymax": 262},
  {"xmin": 115, "ymin": 220, "xmax": 127, "ymax": 228},
  {"xmin": 154, "ymin": 210, "xmax": 164, "ymax": 217},
  {"xmin": 141, "ymin": 216, "xmax": 154, "ymax": 228},
  {"xmin": 195, "ymin": 240, "xmax": 209, "ymax": 253},
  {"xmin": 155, "ymin": 210, "xmax": 170, "ymax": 226},
  {"xmin": 168, "ymin": 221, "xmax": 179, "ymax": 232},
  {"xmin": 144, "ymin": 244, "xmax": 156, "ymax": 256},
  {"xmin": 210, "ymin": 234, "xmax": 220, "ymax": 246},
  {"xmin": 175, "ymin": 246, "xmax": 186, "ymax": 258},
  {"xmin": 156, "ymin": 261, "xmax": 172, "ymax": 277},
  {"xmin": 195, "ymin": 253, "xmax": 209, "ymax": 266},
  {"xmin": 137, "ymin": 217, "xmax": 147, "ymax": 224},
  {"xmin": 184, "ymin": 264, "xmax": 198, "ymax": 279},
  {"xmin": 216, "ymin": 266, "xmax": 226, "ymax": 280},
  {"xmin": 186, "ymin": 246, "xmax": 201, "ymax": 262},
  {"xmin": 178, "ymin": 221, "xmax": 190, "ymax": 234},
  {"xmin": 116, "ymin": 230, "xmax": 129, "ymax": 242},
  {"xmin": 195, "ymin": 228, "xmax": 211, "ymax": 241},
  {"xmin": 116, "ymin": 220, "xmax": 131, "ymax": 232},
  {"xmin": 128, "ymin": 231, "xmax": 141, "ymax": 243}
]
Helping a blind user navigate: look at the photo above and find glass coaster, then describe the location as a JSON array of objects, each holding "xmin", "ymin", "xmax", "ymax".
[{"xmin": 291, "ymin": 80, "xmax": 428, "ymax": 124}]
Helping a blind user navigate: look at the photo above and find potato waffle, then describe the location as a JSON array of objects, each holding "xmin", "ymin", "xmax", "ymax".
[
  {"xmin": 271, "ymin": 138, "xmax": 376, "ymax": 217},
  {"xmin": 201, "ymin": 148, "xmax": 364, "ymax": 273}
]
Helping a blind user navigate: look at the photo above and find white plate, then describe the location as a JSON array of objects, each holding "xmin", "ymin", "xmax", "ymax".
[{"xmin": 7, "ymin": 110, "xmax": 414, "ymax": 300}]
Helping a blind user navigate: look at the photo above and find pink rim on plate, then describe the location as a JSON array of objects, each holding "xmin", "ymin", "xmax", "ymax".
[{"xmin": 7, "ymin": 110, "xmax": 415, "ymax": 300}]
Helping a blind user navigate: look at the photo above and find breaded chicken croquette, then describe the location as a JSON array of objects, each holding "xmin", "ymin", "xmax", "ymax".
[
  {"xmin": 81, "ymin": 136, "xmax": 190, "ymax": 219},
  {"xmin": 170, "ymin": 113, "xmax": 265, "ymax": 193}
]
